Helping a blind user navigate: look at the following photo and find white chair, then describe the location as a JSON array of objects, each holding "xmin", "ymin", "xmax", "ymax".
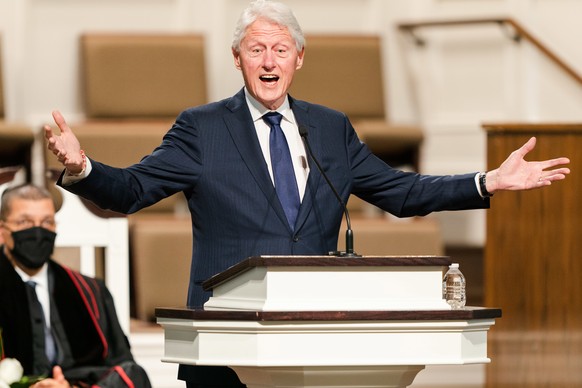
[{"xmin": 53, "ymin": 186, "xmax": 130, "ymax": 334}]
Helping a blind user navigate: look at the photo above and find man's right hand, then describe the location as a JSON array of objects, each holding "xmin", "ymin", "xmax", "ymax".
[
  {"xmin": 30, "ymin": 366, "xmax": 73, "ymax": 388},
  {"xmin": 44, "ymin": 110, "xmax": 85, "ymax": 175}
]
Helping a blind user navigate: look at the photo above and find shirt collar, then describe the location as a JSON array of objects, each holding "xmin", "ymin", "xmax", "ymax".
[
  {"xmin": 244, "ymin": 88, "xmax": 296, "ymax": 126},
  {"xmin": 13, "ymin": 261, "xmax": 49, "ymax": 288}
]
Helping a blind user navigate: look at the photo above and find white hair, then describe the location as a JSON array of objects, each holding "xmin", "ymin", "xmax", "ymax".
[{"xmin": 232, "ymin": 0, "xmax": 305, "ymax": 53}]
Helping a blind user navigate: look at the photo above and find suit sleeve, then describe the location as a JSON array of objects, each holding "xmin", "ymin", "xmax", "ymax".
[
  {"xmin": 344, "ymin": 116, "xmax": 489, "ymax": 217},
  {"xmin": 57, "ymin": 109, "xmax": 203, "ymax": 214}
]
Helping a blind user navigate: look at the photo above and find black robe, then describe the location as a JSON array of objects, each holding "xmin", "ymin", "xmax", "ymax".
[{"xmin": 0, "ymin": 249, "xmax": 150, "ymax": 387}]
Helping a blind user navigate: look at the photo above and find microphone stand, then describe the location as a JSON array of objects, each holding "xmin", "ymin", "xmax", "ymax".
[{"xmin": 299, "ymin": 126, "xmax": 359, "ymax": 257}]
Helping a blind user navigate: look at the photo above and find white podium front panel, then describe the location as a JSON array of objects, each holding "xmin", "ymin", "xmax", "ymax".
[
  {"xmin": 158, "ymin": 316, "xmax": 494, "ymax": 367},
  {"xmin": 203, "ymin": 256, "xmax": 452, "ymax": 311}
]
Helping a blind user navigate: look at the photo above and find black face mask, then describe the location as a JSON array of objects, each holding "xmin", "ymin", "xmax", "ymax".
[{"xmin": 10, "ymin": 227, "xmax": 57, "ymax": 269}]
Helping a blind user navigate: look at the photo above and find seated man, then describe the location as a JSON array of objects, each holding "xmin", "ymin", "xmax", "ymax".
[{"xmin": 0, "ymin": 184, "xmax": 151, "ymax": 388}]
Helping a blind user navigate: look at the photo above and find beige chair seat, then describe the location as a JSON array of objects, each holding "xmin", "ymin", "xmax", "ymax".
[
  {"xmin": 353, "ymin": 120, "xmax": 423, "ymax": 168},
  {"xmin": 338, "ymin": 216, "xmax": 443, "ymax": 256},
  {"xmin": 128, "ymin": 214, "xmax": 192, "ymax": 321}
]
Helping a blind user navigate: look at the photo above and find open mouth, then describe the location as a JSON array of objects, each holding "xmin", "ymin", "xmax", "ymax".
[{"xmin": 260, "ymin": 75, "xmax": 279, "ymax": 84}]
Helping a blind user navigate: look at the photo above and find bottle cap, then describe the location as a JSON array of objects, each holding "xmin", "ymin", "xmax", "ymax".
[{"xmin": 450, "ymin": 263, "xmax": 459, "ymax": 269}]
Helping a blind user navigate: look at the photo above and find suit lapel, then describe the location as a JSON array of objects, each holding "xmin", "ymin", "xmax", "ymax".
[
  {"xmin": 224, "ymin": 89, "xmax": 290, "ymax": 230},
  {"xmin": 223, "ymin": 91, "xmax": 325, "ymax": 233}
]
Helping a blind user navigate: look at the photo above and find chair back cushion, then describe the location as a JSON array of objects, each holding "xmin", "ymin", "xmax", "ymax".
[
  {"xmin": 81, "ymin": 33, "xmax": 207, "ymax": 118},
  {"xmin": 290, "ymin": 35, "xmax": 385, "ymax": 120}
]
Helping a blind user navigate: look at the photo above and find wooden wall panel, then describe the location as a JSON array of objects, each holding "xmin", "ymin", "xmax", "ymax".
[{"xmin": 484, "ymin": 124, "xmax": 582, "ymax": 387}]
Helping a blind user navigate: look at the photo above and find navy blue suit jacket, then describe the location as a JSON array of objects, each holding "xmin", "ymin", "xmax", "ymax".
[{"xmin": 59, "ymin": 88, "xmax": 488, "ymax": 308}]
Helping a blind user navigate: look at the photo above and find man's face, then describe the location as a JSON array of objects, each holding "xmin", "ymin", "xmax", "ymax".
[
  {"xmin": 0, "ymin": 198, "xmax": 56, "ymax": 254},
  {"xmin": 233, "ymin": 18, "xmax": 304, "ymax": 110}
]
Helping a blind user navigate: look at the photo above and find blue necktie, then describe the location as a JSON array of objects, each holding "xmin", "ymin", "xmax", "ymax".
[
  {"xmin": 26, "ymin": 281, "xmax": 58, "ymax": 365},
  {"xmin": 263, "ymin": 112, "xmax": 300, "ymax": 230}
]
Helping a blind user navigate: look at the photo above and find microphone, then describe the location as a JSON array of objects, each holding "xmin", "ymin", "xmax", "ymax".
[{"xmin": 299, "ymin": 125, "xmax": 359, "ymax": 257}]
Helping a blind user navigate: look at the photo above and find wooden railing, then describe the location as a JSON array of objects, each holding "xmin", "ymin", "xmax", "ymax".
[
  {"xmin": 0, "ymin": 166, "xmax": 21, "ymax": 185},
  {"xmin": 398, "ymin": 17, "xmax": 582, "ymax": 88}
]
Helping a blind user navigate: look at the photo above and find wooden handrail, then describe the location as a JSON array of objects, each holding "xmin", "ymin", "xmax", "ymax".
[
  {"xmin": 482, "ymin": 122, "xmax": 582, "ymax": 133},
  {"xmin": 0, "ymin": 166, "xmax": 21, "ymax": 185},
  {"xmin": 398, "ymin": 17, "xmax": 582, "ymax": 88}
]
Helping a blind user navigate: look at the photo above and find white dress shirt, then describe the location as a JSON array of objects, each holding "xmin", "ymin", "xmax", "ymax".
[
  {"xmin": 244, "ymin": 89, "xmax": 310, "ymax": 201},
  {"xmin": 14, "ymin": 263, "xmax": 52, "ymax": 329}
]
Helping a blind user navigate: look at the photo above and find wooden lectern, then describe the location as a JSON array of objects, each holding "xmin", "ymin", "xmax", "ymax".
[
  {"xmin": 483, "ymin": 123, "xmax": 582, "ymax": 386},
  {"xmin": 156, "ymin": 256, "xmax": 500, "ymax": 388}
]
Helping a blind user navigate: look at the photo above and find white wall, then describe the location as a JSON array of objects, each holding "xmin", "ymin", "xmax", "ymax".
[
  {"xmin": 2, "ymin": 0, "xmax": 581, "ymax": 246},
  {"xmin": 396, "ymin": 0, "xmax": 582, "ymax": 245}
]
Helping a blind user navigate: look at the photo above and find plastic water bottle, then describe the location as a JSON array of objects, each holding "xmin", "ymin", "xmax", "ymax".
[{"xmin": 442, "ymin": 263, "xmax": 466, "ymax": 309}]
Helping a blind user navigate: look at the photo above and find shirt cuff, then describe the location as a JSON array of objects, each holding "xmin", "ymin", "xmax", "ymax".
[{"xmin": 61, "ymin": 158, "xmax": 93, "ymax": 186}]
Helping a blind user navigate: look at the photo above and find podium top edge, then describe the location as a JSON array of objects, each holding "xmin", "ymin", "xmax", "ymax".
[
  {"xmin": 155, "ymin": 306, "xmax": 502, "ymax": 322},
  {"xmin": 202, "ymin": 255, "xmax": 451, "ymax": 291}
]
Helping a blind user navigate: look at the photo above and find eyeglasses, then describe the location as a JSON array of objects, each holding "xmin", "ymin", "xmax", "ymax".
[{"xmin": 2, "ymin": 218, "xmax": 56, "ymax": 230}]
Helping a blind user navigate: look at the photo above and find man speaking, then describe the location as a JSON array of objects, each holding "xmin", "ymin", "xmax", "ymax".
[{"xmin": 44, "ymin": 0, "xmax": 570, "ymax": 386}]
